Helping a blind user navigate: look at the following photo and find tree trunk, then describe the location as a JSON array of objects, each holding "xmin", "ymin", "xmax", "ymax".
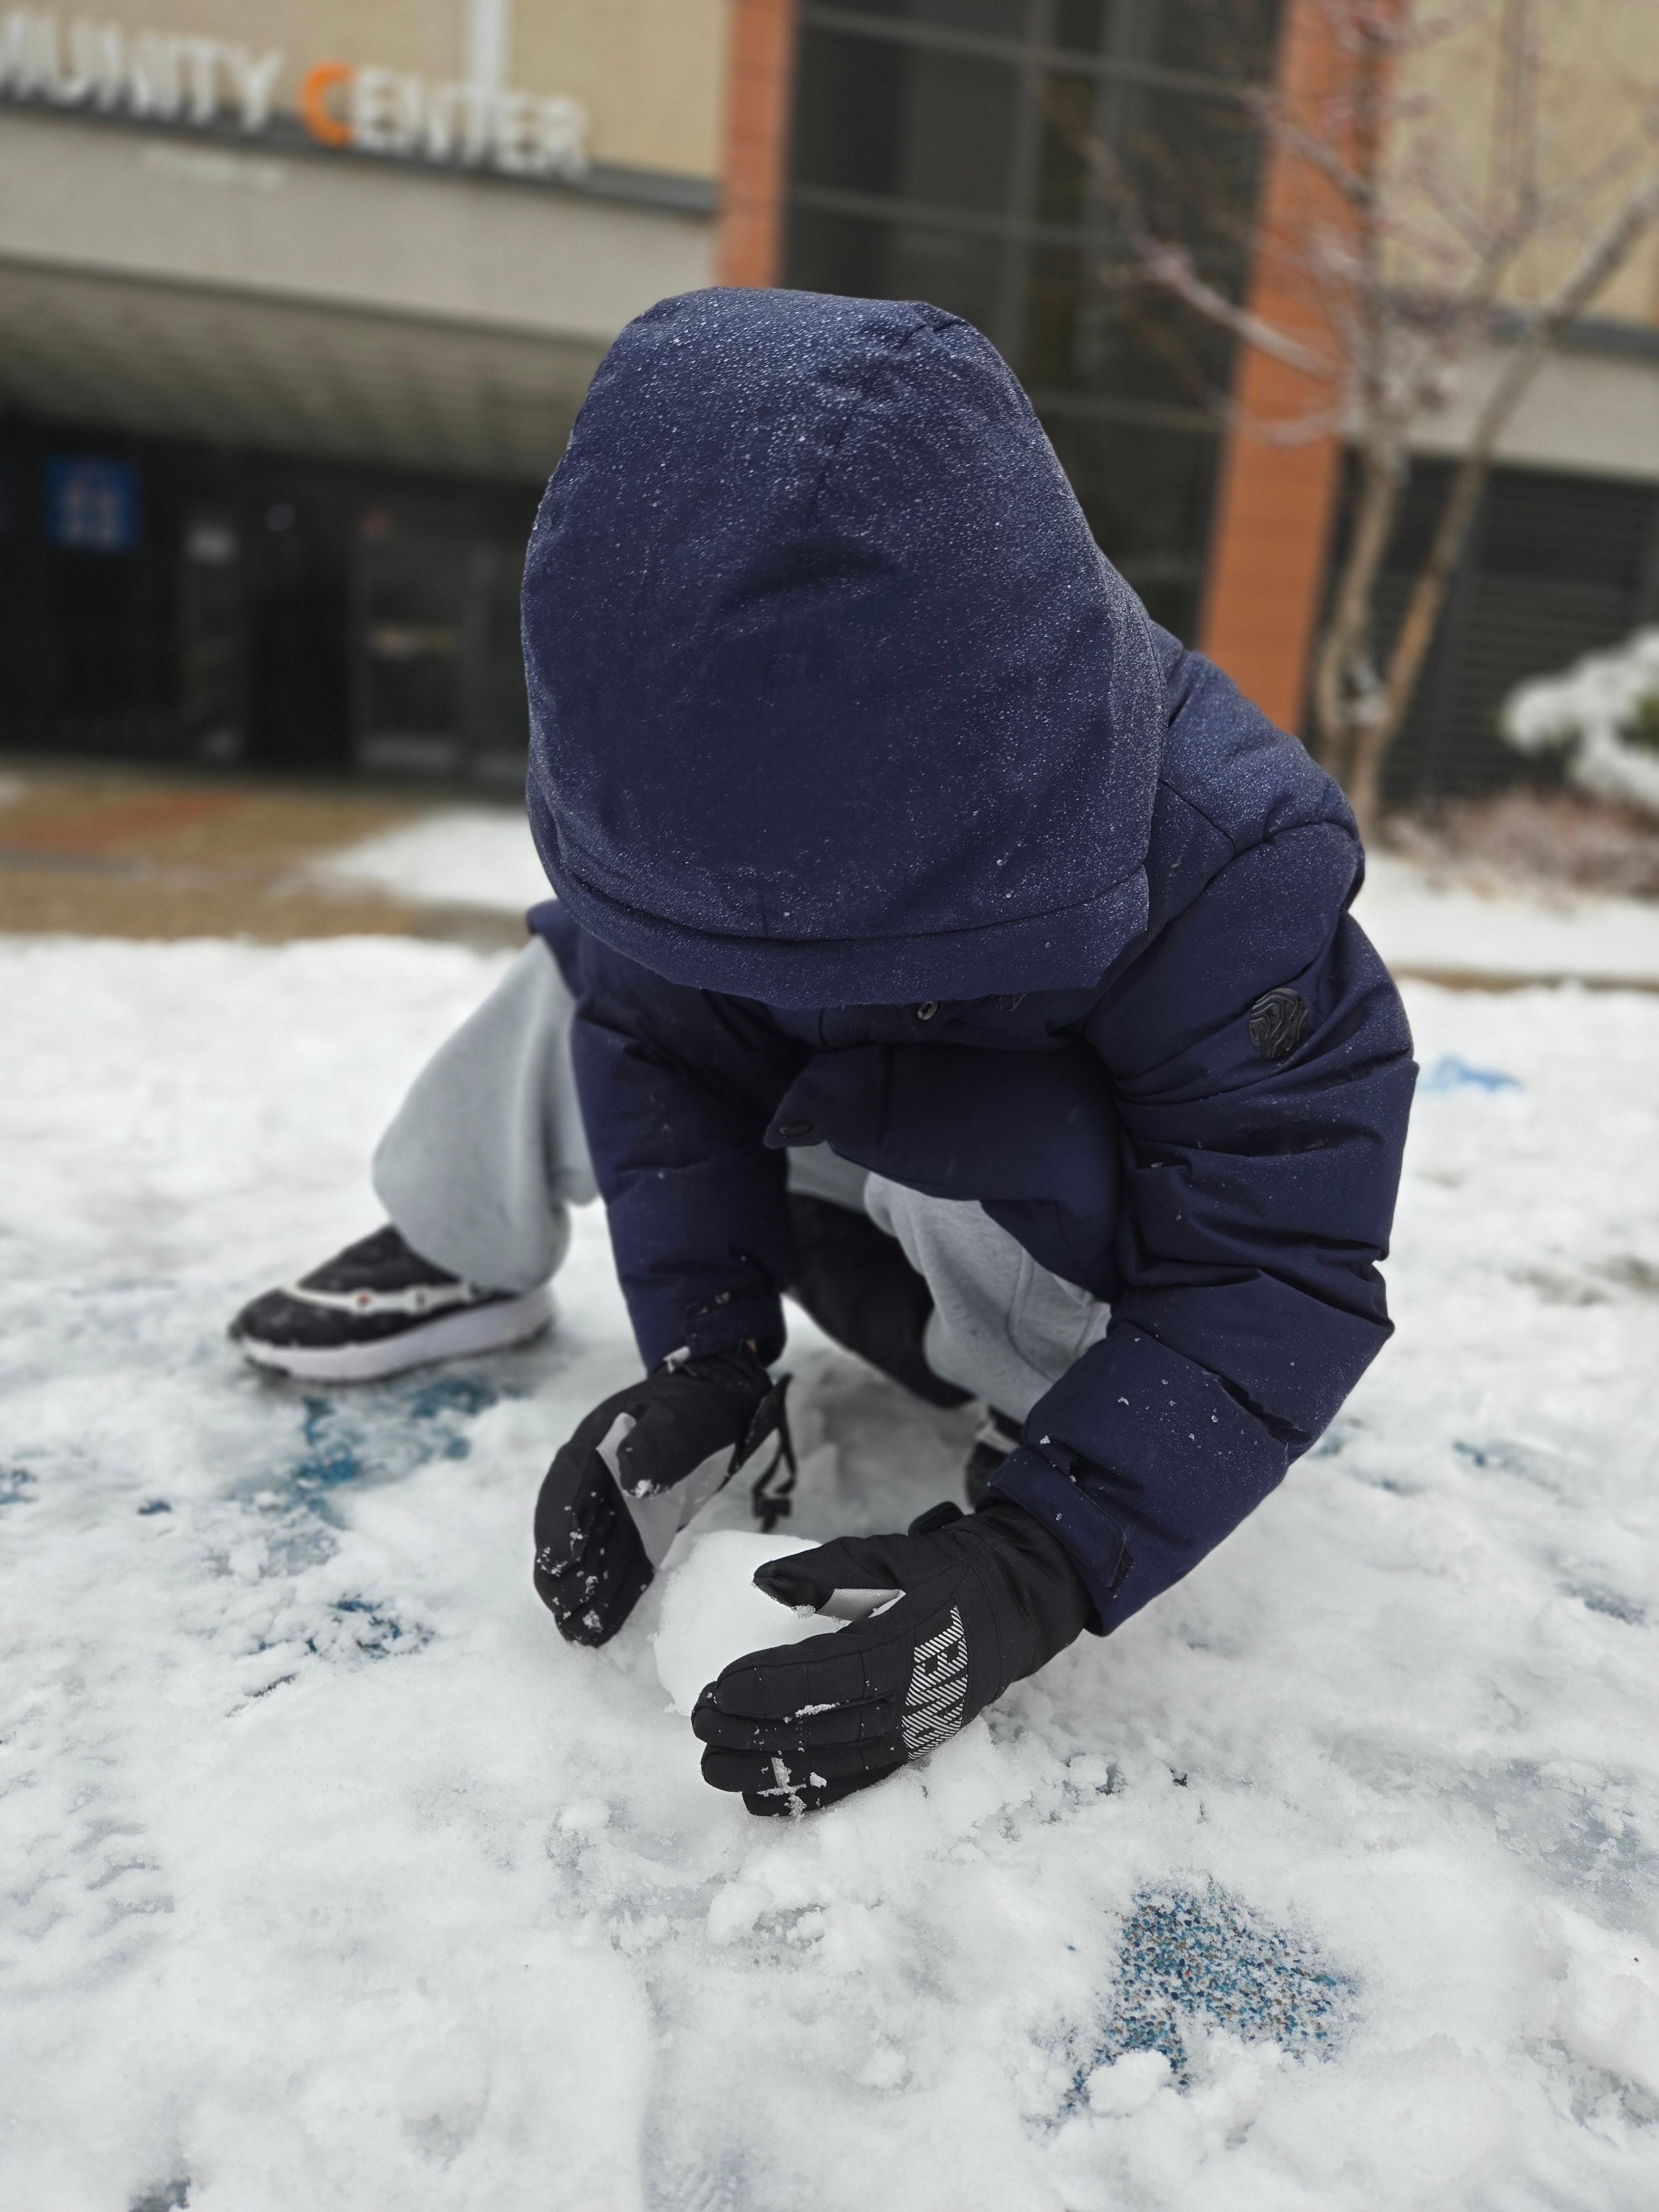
[
  {"xmin": 1343, "ymin": 178, "xmax": 1659, "ymax": 838},
  {"xmin": 1344, "ymin": 446, "xmax": 1489, "ymax": 838},
  {"xmin": 1310, "ymin": 439, "xmax": 1404, "ymax": 786}
]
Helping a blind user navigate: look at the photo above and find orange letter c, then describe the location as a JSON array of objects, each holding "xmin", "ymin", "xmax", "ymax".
[{"xmin": 300, "ymin": 61, "xmax": 353, "ymax": 146}]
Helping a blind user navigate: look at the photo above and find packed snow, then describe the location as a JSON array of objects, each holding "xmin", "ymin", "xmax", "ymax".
[
  {"xmin": 1351, "ymin": 852, "xmax": 1659, "ymax": 985},
  {"xmin": 3, "ymin": 934, "xmax": 1658, "ymax": 2211},
  {"xmin": 653, "ymin": 1533, "xmax": 833, "ymax": 1719}
]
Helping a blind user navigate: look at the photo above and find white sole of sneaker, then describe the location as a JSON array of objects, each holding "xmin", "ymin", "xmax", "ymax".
[{"xmin": 236, "ymin": 1284, "xmax": 556, "ymax": 1383}]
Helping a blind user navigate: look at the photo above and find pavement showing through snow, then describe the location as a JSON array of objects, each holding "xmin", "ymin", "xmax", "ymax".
[{"xmin": 2, "ymin": 936, "xmax": 1658, "ymax": 2210}]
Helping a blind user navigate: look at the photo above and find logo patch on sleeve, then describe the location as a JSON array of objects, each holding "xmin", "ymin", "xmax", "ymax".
[{"xmin": 1249, "ymin": 987, "xmax": 1310, "ymax": 1061}]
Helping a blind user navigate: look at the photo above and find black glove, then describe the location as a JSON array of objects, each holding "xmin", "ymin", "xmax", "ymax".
[
  {"xmin": 692, "ymin": 1498, "xmax": 1090, "ymax": 1816},
  {"xmin": 534, "ymin": 1345, "xmax": 793, "ymax": 1647}
]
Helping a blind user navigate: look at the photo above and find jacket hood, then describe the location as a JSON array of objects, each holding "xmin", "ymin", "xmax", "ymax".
[{"xmin": 523, "ymin": 287, "xmax": 1166, "ymax": 1006}]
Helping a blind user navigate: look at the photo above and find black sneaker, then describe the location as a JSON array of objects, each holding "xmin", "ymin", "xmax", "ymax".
[
  {"xmin": 964, "ymin": 1407, "xmax": 1023, "ymax": 1509},
  {"xmin": 229, "ymin": 1225, "xmax": 554, "ymax": 1383}
]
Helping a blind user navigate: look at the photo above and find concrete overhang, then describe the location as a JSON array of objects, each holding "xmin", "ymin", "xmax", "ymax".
[
  {"xmin": 1407, "ymin": 326, "xmax": 1659, "ymax": 484},
  {"xmin": 0, "ymin": 106, "xmax": 716, "ymax": 478}
]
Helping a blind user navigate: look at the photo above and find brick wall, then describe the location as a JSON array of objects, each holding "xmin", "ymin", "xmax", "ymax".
[
  {"xmin": 1198, "ymin": 0, "xmax": 1346, "ymax": 735},
  {"xmin": 715, "ymin": 0, "xmax": 795, "ymax": 288}
]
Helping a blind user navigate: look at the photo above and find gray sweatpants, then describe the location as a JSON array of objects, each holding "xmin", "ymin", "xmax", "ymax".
[{"xmin": 372, "ymin": 938, "xmax": 1108, "ymax": 1418}]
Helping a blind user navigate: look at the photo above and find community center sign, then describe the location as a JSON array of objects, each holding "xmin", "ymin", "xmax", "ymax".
[{"xmin": 0, "ymin": 9, "xmax": 589, "ymax": 180}]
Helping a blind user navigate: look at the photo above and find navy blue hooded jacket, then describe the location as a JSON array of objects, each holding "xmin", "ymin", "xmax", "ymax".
[{"xmin": 524, "ymin": 288, "xmax": 1415, "ymax": 1636}]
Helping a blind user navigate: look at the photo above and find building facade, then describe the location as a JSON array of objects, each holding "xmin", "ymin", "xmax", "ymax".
[
  {"xmin": 1, "ymin": 0, "xmax": 724, "ymax": 779},
  {"xmin": 7, "ymin": 0, "xmax": 1659, "ymax": 797}
]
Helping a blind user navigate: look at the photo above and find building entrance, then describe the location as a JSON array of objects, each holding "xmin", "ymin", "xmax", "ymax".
[
  {"xmin": 354, "ymin": 526, "xmax": 528, "ymax": 786},
  {"xmin": 0, "ymin": 418, "xmax": 541, "ymax": 785}
]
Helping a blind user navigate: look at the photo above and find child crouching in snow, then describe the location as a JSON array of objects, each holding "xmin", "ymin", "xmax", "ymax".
[{"xmin": 233, "ymin": 288, "xmax": 1414, "ymax": 1815}]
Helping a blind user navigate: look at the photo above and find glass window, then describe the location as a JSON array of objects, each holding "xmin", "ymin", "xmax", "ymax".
[
  {"xmin": 834, "ymin": 1, "xmax": 1036, "ymax": 38},
  {"xmin": 1051, "ymin": 1, "xmax": 1107, "ymax": 55},
  {"xmin": 1042, "ymin": 414, "xmax": 1216, "ymax": 562},
  {"xmin": 787, "ymin": 205, "xmax": 1007, "ymax": 335},
  {"xmin": 1125, "ymin": 87, "xmax": 1261, "ymax": 265},
  {"xmin": 1021, "ymin": 245, "xmax": 1232, "ymax": 403},
  {"xmin": 792, "ymin": 28, "xmax": 1021, "ymax": 213},
  {"xmin": 1032, "ymin": 71, "xmax": 1095, "ymax": 226},
  {"xmin": 788, "ymin": 0, "xmax": 1280, "ymax": 637},
  {"xmin": 790, "ymin": 29, "xmax": 908, "ymax": 199},
  {"xmin": 1130, "ymin": 0, "xmax": 1282, "ymax": 80},
  {"xmin": 1032, "ymin": 79, "xmax": 1259, "ymax": 262}
]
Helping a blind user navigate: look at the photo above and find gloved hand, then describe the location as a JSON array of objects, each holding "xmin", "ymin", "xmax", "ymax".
[
  {"xmin": 692, "ymin": 1498, "xmax": 1091, "ymax": 1815},
  {"xmin": 534, "ymin": 1345, "xmax": 793, "ymax": 1647}
]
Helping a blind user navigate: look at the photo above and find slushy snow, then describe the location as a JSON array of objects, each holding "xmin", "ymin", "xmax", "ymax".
[{"xmin": 3, "ymin": 934, "xmax": 1658, "ymax": 2210}]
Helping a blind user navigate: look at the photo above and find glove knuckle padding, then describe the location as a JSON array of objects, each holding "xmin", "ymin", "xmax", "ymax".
[
  {"xmin": 533, "ymin": 1348, "xmax": 780, "ymax": 1648},
  {"xmin": 692, "ymin": 1676, "xmax": 899, "ymax": 1749},
  {"xmin": 704, "ymin": 1735, "xmax": 899, "ymax": 1794},
  {"xmin": 742, "ymin": 1762, "xmax": 905, "ymax": 1817},
  {"xmin": 752, "ymin": 1530, "xmax": 911, "ymax": 1608},
  {"xmin": 617, "ymin": 1386, "xmax": 732, "ymax": 1493},
  {"xmin": 701, "ymin": 1503, "xmax": 1091, "ymax": 1813},
  {"xmin": 738, "ymin": 1635, "xmax": 883, "ymax": 1709}
]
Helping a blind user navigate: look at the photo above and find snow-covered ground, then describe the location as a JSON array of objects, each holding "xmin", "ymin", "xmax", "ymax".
[
  {"xmin": 3, "ymin": 936, "xmax": 1658, "ymax": 2211},
  {"xmin": 305, "ymin": 808, "xmax": 553, "ymax": 916},
  {"xmin": 312, "ymin": 805, "xmax": 1659, "ymax": 985},
  {"xmin": 1352, "ymin": 852, "xmax": 1659, "ymax": 986}
]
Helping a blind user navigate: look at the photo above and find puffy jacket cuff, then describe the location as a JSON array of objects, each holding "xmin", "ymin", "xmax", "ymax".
[
  {"xmin": 986, "ymin": 1445, "xmax": 1126, "ymax": 1635},
  {"xmin": 680, "ymin": 1286, "xmax": 786, "ymax": 1366},
  {"xmin": 1014, "ymin": 1322, "xmax": 1298, "ymax": 1636}
]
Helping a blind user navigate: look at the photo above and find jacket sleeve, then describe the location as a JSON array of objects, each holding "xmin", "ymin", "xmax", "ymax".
[
  {"xmin": 552, "ymin": 926, "xmax": 808, "ymax": 1366},
  {"xmin": 988, "ymin": 815, "xmax": 1416, "ymax": 1634}
]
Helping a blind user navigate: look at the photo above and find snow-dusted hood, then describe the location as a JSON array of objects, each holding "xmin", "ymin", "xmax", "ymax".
[{"xmin": 522, "ymin": 286, "xmax": 1166, "ymax": 1007}]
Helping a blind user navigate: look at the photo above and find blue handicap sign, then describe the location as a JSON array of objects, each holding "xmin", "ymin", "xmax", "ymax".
[{"xmin": 46, "ymin": 455, "xmax": 140, "ymax": 552}]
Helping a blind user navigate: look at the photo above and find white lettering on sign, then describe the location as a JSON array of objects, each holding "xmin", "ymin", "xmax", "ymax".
[
  {"xmin": 0, "ymin": 11, "xmax": 589, "ymax": 180},
  {"xmin": 223, "ymin": 44, "xmax": 281, "ymax": 133},
  {"xmin": 1, "ymin": 13, "xmax": 282, "ymax": 131},
  {"xmin": 422, "ymin": 77, "xmax": 493, "ymax": 166},
  {"xmin": 311, "ymin": 60, "xmax": 586, "ymax": 179}
]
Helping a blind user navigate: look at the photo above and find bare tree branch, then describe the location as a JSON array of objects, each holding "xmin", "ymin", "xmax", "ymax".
[
  {"xmin": 1345, "ymin": 166, "xmax": 1659, "ymax": 825},
  {"xmin": 1051, "ymin": 0, "xmax": 1659, "ymax": 833},
  {"xmin": 1073, "ymin": 129, "xmax": 1339, "ymax": 378},
  {"xmin": 1100, "ymin": 239, "xmax": 1339, "ymax": 378}
]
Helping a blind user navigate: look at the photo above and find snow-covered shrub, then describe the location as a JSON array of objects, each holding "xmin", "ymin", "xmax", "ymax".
[{"xmin": 1501, "ymin": 629, "xmax": 1659, "ymax": 817}]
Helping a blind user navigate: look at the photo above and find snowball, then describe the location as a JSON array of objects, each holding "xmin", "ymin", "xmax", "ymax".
[{"xmin": 652, "ymin": 1530, "xmax": 843, "ymax": 1717}]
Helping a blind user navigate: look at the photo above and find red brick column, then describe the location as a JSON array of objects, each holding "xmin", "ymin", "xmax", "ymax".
[
  {"xmin": 1198, "ymin": 0, "xmax": 1348, "ymax": 733},
  {"xmin": 716, "ymin": 0, "xmax": 797, "ymax": 288}
]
